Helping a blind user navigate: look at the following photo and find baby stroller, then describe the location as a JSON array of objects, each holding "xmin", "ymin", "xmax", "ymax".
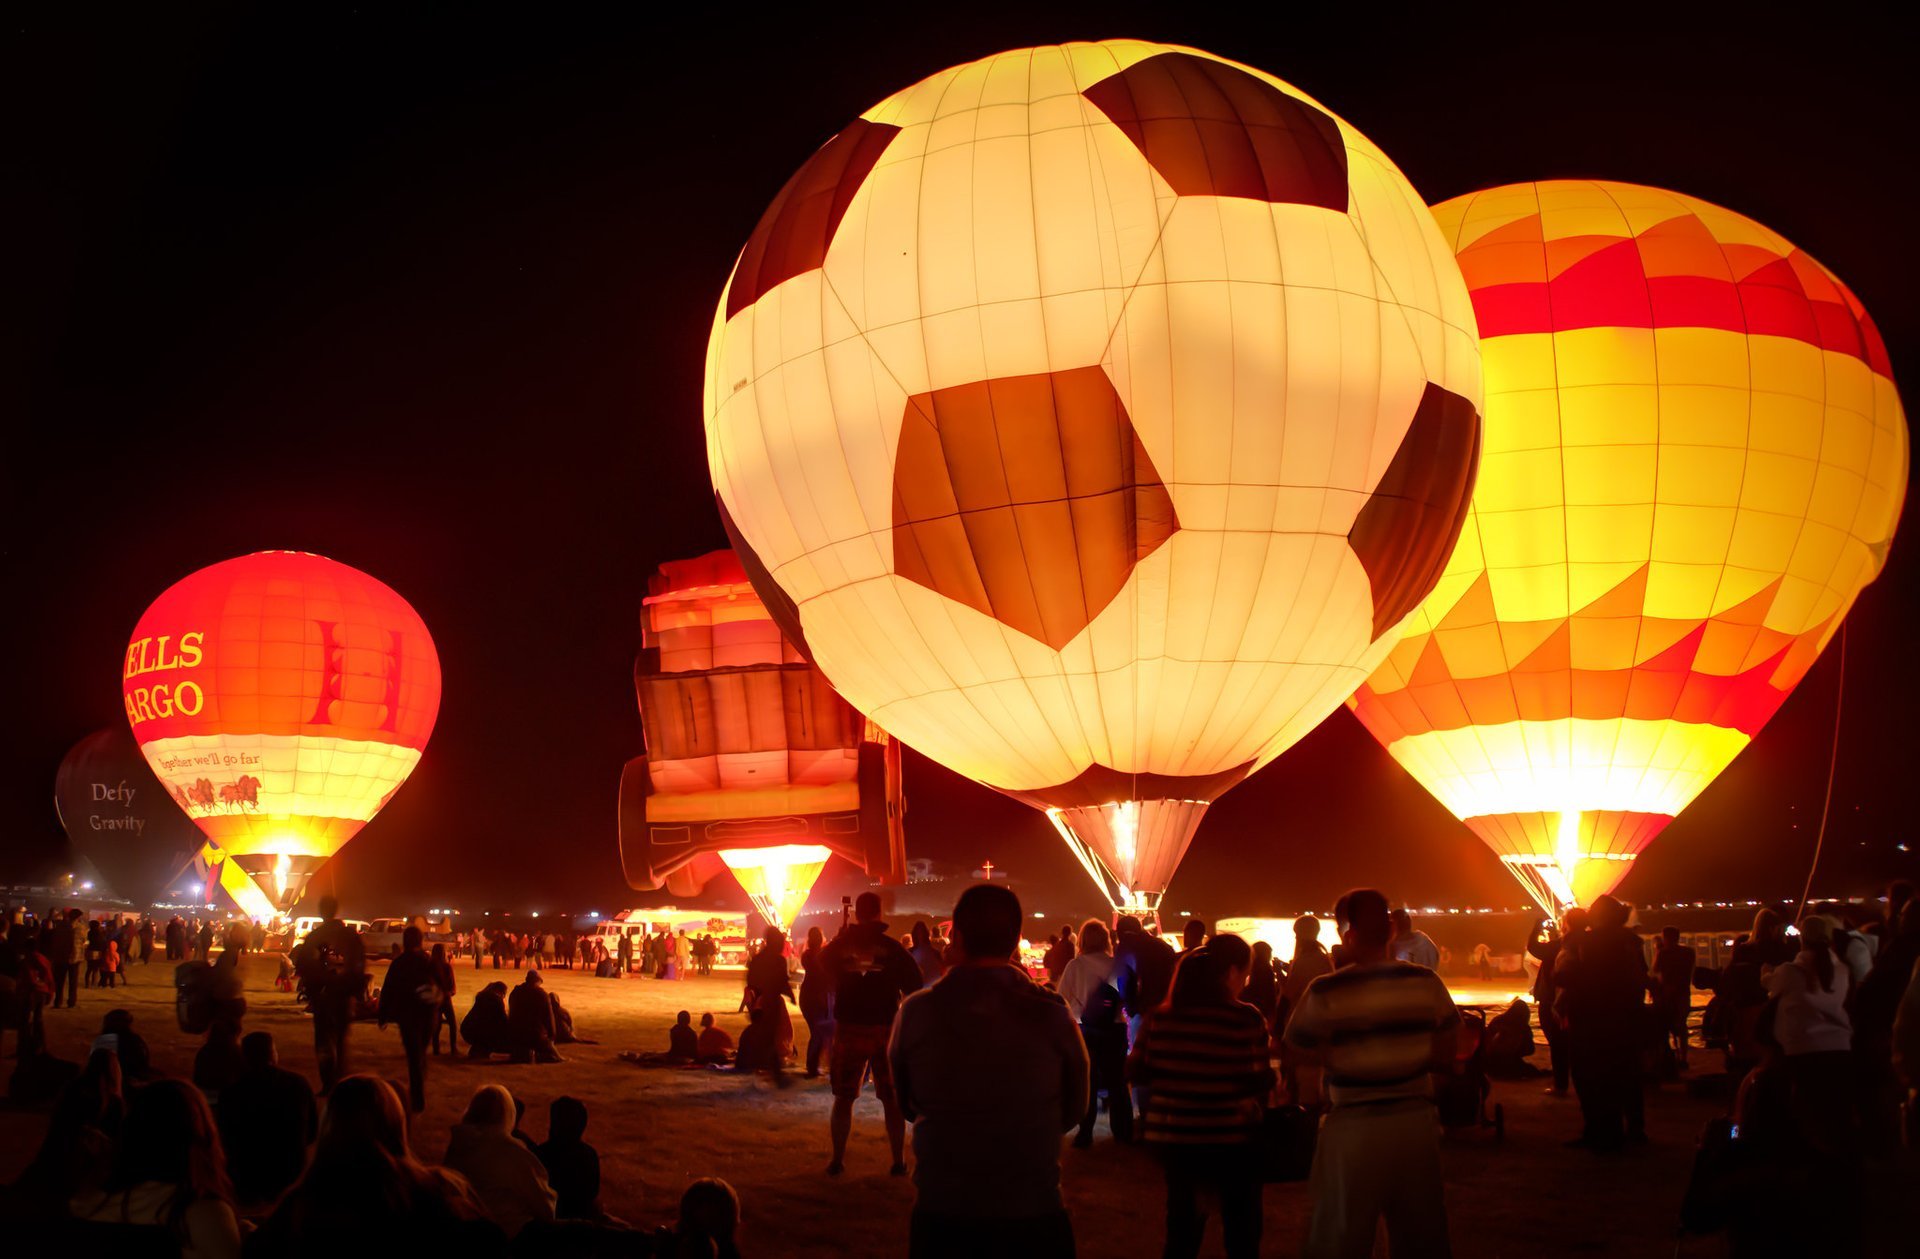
[{"xmin": 1435, "ymin": 1005, "xmax": 1504, "ymax": 1139}]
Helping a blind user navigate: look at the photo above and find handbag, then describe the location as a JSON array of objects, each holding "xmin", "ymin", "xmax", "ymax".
[{"xmin": 1257, "ymin": 1103, "xmax": 1318, "ymax": 1183}]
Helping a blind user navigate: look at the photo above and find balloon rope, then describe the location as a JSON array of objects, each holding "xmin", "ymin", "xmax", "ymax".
[{"xmin": 1793, "ymin": 623, "xmax": 1847, "ymax": 924}]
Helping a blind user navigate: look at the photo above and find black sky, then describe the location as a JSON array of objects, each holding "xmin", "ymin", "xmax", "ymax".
[{"xmin": 8, "ymin": 7, "xmax": 1917, "ymax": 919}]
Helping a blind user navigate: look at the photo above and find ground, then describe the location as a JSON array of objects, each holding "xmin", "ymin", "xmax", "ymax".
[{"xmin": 0, "ymin": 957, "xmax": 1742, "ymax": 1255}]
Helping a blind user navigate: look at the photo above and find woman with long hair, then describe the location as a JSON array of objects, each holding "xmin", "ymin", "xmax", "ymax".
[
  {"xmin": 1767, "ymin": 915, "xmax": 1855, "ymax": 1155},
  {"xmin": 72, "ymin": 1078, "xmax": 241, "ymax": 1258},
  {"xmin": 799, "ymin": 924, "xmax": 833, "ymax": 1078},
  {"xmin": 1129, "ymin": 946, "xmax": 1272, "ymax": 1259},
  {"xmin": 252, "ymin": 1075, "xmax": 502, "ymax": 1254},
  {"xmin": 1058, "ymin": 918, "xmax": 1132, "ymax": 1145}
]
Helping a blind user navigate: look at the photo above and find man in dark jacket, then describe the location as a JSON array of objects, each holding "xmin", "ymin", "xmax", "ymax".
[
  {"xmin": 379, "ymin": 926, "xmax": 442, "ymax": 1111},
  {"xmin": 294, "ymin": 896, "xmax": 366, "ymax": 1094},
  {"xmin": 822, "ymin": 891, "xmax": 923, "ymax": 1176},
  {"xmin": 218, "ymin": 1031, "xmax": 318, "ymax": 1207},
  {"xmin": 892, "ymin": 885, "xmax": 1088, "ymax": 1257},
  {"xmin": 1112, "ymin": 915, "xmax": 1177, "ymax": 1115},
  {"xmin": 1556, "ymin": 895, "xmax": 1648, "ymax": 1150},
  {"xmin": 508, "ymin": 969, "xmax": 563, "ymax": 1063},
  {"xmin": 47, "ymin": 910, "xmax": 79, "ymax": 1008}
]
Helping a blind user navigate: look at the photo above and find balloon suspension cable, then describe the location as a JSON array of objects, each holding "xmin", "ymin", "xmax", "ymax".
[{"xmin": 1793, "ymin": 623, "xmax": 1846, "ymax": 925}]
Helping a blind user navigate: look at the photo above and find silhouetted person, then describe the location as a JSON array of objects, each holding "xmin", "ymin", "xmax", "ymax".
[
  {"xmin": 1286, "ymin": 889, "xmax": 1459, "ymax": 1259},
  {"xmin": 462, "ymin": 981, "xmax": 511, "ymax": 1058},
  {"xmin": 72, "ymin": 1077, "xmax": 242, "ymax": 1254},
  {"xmin": 252, "ymin": 1074, "xmax": 501, "ymax": 1254},
  {"xmin": 193, "ymin": 1017, "xmax": 246, "ymax": 1102},
  {"xmin": 1112, "ymin": 916, "xmax": 1177, "ymax": 1116},
  {"xmin": 799, "ymin": 925, "xmax": 833, "ymax": 1078},
  {"xmin": 1389, "ymin": 908, "xmax": 1440, "ymax": 969},
  {"xmin": 1058, "ymin": 918, "xmax": 1130, "ymax": 1146},
  {"xmin": 49, "ymin": 909, "xmax": 81, "ymax": 1008},
  {"xmin": 698, "ymin": 1012, "xmax": 734, "ymax": 1064},
  {"xmin": 535, "ymin": 1095, "xmax": 602, "ymax": 1221},
  {"xmin": 1768, "ymin": 915, "xmax": 1854, "ymax": 1156},
  {"xmin": 668, "ymin": 1010, "xmax": 699, "ymax": 1061},
  {"xmin": 507, "ymin": 970, "xmax": 562, "ymax": 1063},
  {"xmin": 99, "ymin": 1007, "xmax": 151, "ymax": 1081},
  {"xmin": 218, "ymin": 1031, "xmax": 317, "ymax": 1209},
  {"xmin": 293, "ymin": 895, "xmax": 365, "ymax": 1094},
  {"xmin": 893, "ymin": 884, "xmax": 1087, "ymax": 1259},
  {"xmin": 1133, "ymin": 937, "xmax": 1272, "ymax": 1259},
  {"xmin": 1179, "ymin": 919, "xmax": 1207, "ymax": 954},
  {"xmin": 430, "ymin": 942, "xmax": 459, "ymax": 1054},
  {"xmin": 1557, "ymin": 894, "xmax": 1647, "ymax": 1149},
  {"xmin": 1650, "ymin": 925, "xmax": 1697, "ymax": 1068},
  {"xmin": 733, "ymin": 1002, "xmax": 783, "ymax": 1073},
  {"xmin": 655, "ymin": 1178, "xmax": 741, "ymax": 1259},
  {"xmin": 822, "ymin": 890, "xmax": 922, "ymax": 1176},
  {"xmin": 1527, "ymin": 909, "xmax": 1582, "ymax": 1095},
  {"xmin": 1242, "ymin": 939, "xmax": 1279, "ymax": 1023},
  {"xmin": 444, "ymin": 1083, "xmax": 556, "ymax": 1239},
  {"xmin": 379, "ymin": 926, "xmax": 441, "ymax": 1111}
]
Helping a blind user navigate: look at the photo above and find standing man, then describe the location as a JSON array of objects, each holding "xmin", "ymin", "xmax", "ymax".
[
  {"xmin": 891, "ymin": 884, "xmax": 1087, "ymax": 1258},
  {"xmin": 1285, "ymin": 889, "xmax": 1460, "ymax": 1258},
  {"xmin": 823, "ymin": 891, "xmax": 923, "ymax": 1176},
  {"xmin": 138, "ymin": 916, "xmax": 155, "ymax": 966},
  {"xmin": 48, "ymin": 908, "xmax": 80, "ymax": 1009},
  {"xmin": 293, "ymin": 896, "xmax": 366, "ymax": 1095},
  {"xmin": 617, "ymin": 928, "xmax": 634, "ymax": 977},
  {"xmin": 1649, "ymin": 926, "xmax": 1697, "ymax": 1069},
  {"xmin": 379, "ymin": 926, "xmax": 441, "ymax": 1111},
  {"xmin": 1112, "ymin": 916, "xmax": 1177, "ymax": 1116},
  {"xmin": 1556, "ymin": 894, "xmax": 1649, "ymax": 1150}
]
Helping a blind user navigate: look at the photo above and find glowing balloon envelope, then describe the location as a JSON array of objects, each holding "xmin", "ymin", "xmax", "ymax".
[
  {"xmin": 1349, "ymin": 181, "xmax": 1907, "ymax": 914},
  {"xmin": 619, "ymin": 551, "xmax": 904, "ymax": 929},
  {"xmin": 123, "ymin": 551, "xmax": 441, "ymax": 917},
  {"xmin": 704, "ymin": 40, "xmax": 1482, "ymax": 914},
  {"xmin": 54, "ymin": 727, "xmax": 208, "ymax": 907}
]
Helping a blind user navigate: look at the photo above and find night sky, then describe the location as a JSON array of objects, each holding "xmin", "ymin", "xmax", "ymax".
[{"xmin": 9, "ymin": 8, "xmax": 1916, "ymax": 919}]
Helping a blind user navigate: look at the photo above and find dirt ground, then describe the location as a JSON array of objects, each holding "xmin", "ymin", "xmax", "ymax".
[{"xmin": 0, "ymin": 956, "xmax": 1768, "ymax": 1255}]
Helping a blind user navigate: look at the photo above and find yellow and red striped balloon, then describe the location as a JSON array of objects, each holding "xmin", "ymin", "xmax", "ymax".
[{"xmin": 1349, "ymin": 181, "xmax": 1907, "ymax": 914}]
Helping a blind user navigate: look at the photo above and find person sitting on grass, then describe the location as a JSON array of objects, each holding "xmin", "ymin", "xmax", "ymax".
[
  {"xmin": 444, "ymin": 1083, "xmax": 556, "ymax": 1240},
  {"xmin": 71, "ymin": 1077, "xmax": 243, "ymax": 1257},
  {"xmin": 192, "ymin": 1017, "xmax": 245, "ymax": 1102},
  {"xmin": 535, "ymin": 1095, "xmax": 607, "ymax": 1223},
  {"xmin": 668, "ymin": 1011, "xmax": 699, "ymax": 1062},
  {"xmin": 697, "ymin": 1012, "xmax": 735, "ymax": 1064},
  {"xmin": 653, "ymin": 1177, "xmax": 742, "ymax": 1259},
  {"xmin": 507, "ymin": 971, "xmax": 564, "ymax": 1064},
  {"xmin": 461, "ymin": 981, "xmax": 511, "ymax": 1059},
  {"xmin": 733, "ymin": 1004, "xmax": 783, "ymax": 1075}
]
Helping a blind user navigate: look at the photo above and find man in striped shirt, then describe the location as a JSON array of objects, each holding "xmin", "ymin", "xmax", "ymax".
[{"xmin": 1284, "ymin": 888, "xmax": 1459, "ymax": 1259}]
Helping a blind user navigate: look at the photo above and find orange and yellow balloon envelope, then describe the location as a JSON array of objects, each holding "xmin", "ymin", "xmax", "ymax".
[
  {"xmin": 123, "ymin": 551, "xmax": 441, "ymax": 918},
  {"xmin": 1350, "ymin": 181, "xmax": 1907, "ymax": 915}
]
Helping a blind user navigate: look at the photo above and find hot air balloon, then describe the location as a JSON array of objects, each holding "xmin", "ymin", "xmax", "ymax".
[
  {"xmin": 55, "ymin": 727, "xmax": 209, "ymax": 907},
  {"xmin": 703, "ymin": 41, "xmax": 1482, "ymax": 916},
  {"xmin": 123, "ymin": 552, "xmax": 441, "ymax": 920},
  {"xmin": 618, "ymin": 550, "xmax": 905, "ymax": 930},
  {"xmin": 1348, "ymin": 181, "xmax": 1908, "ymax": 915}
]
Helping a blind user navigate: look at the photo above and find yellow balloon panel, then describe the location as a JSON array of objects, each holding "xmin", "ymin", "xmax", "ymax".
[
  {"xmin": 1351, "ymin": 180, "xmax": 1907, "ymax": 914},
  {"xmin": 706, "ymin": 41, "xmax": 1483, "ymax": 900}
]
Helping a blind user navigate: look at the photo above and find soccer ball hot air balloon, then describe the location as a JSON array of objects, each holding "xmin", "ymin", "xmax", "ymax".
[
  {"xmin": 123, "ymin": 552, "xmax": 441, "ymax": 919},
  {"xmin": 1348, "ymin": 181, "xmax": 1908, "ymax": 916},
  {"xmin": 618, "ymin": 551, "xmax": 905, "ymax": 930},
  {"xmin": 704, "ymin": 41, "xmax": 1482, "ymax": 916}
]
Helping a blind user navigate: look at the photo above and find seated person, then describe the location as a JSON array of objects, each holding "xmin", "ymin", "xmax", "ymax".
[
  {"xmin": 461, "ymin": 981, "xmax": 512, "ymax": 1058},
  {"xmin": 668, "ymin": 1012, "xmax": 699, "ymax": 1062},
  {"xmin": 534, "ymin": 1095, "xmax": 605, "ymax": 1222},
  {"xmin": 507, "ymin": 971, "xmax": 563, "ymax": 1064},
  {"xmin": 652, "ymin": 1178, "xmax": 741, "ymax": 1259},
  {"xmin": 551, "ymin": 989, "xmax": 592, "ymax": 1045},
  {"xmin": 98, "ymin": 1009, "xmax": 151, "ymax": 1082},
  {"xmin": 696, "ymin": 1013, "xmax": 733, "ymax": 1064},
  {"xmin": 731, "ymin": 1006, "xmax": 780, "ymax": 1073},
  {"xmin": 1482, "ymin": 999, "xmax": 1539, "ymax": 1078},
  {"xmin": 192, "ymin": 1018, "xmax": 245, "ymax": 1100}
]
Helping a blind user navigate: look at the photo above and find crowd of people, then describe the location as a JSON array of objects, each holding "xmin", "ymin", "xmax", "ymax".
[
  {"xmin": 459, "ymin": 925, "xmax": 723, "ymax": 980},
  {"xmin": 9, "ymin": 881, "xmax": 1920, "ymax": 1257}
]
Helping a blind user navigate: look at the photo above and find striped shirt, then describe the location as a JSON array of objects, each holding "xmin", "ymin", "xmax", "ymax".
[
  {"xmin": 1130, "ymin": 1002, "xmax": 1272, "ymax": 1144},
  {"xmin": 1282, "ymin": 961, "xmax": 1459, "ymax": 1107}
]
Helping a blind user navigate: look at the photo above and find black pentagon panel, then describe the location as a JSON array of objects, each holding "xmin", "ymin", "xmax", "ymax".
[{"xmin": 1082, "ymin": 52, "xmax": 1348, "ymax": 209}]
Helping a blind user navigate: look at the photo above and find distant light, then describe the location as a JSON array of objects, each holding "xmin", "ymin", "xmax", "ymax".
[
  {"xmin": 1899, "ymin": 843, "xmax": 1911, "ymax": 853},
  {"xmin": 531, "ymin": 911, "xmax": 540, "ymax": 918},
  {"xmin": 80, "ymin": 881, "xmax": 94, "ymax": 891},
  {"xmin": 589, "ymin": 911, "xmax": 600, "ymax": 919},
  {"xmin": 1032, "ymin": 911, "xmax": 1045, "ymax": 918}
]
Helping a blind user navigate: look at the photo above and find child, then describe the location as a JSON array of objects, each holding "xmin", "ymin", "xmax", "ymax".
[
  {"xmin": 696, "ymin": 1012, "xmax": 734, "ymax": 1064},
  {"xmin": 535, "ymin": 1095, "xmax": 604, "ymax": 1221},
  {"xmin": 669, "ymin": 1011, "xmax": 699, "ymax": 1062},
  {"xmin": 100, "ymin": 937, "xmax": 121, "ymax": 989}
]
